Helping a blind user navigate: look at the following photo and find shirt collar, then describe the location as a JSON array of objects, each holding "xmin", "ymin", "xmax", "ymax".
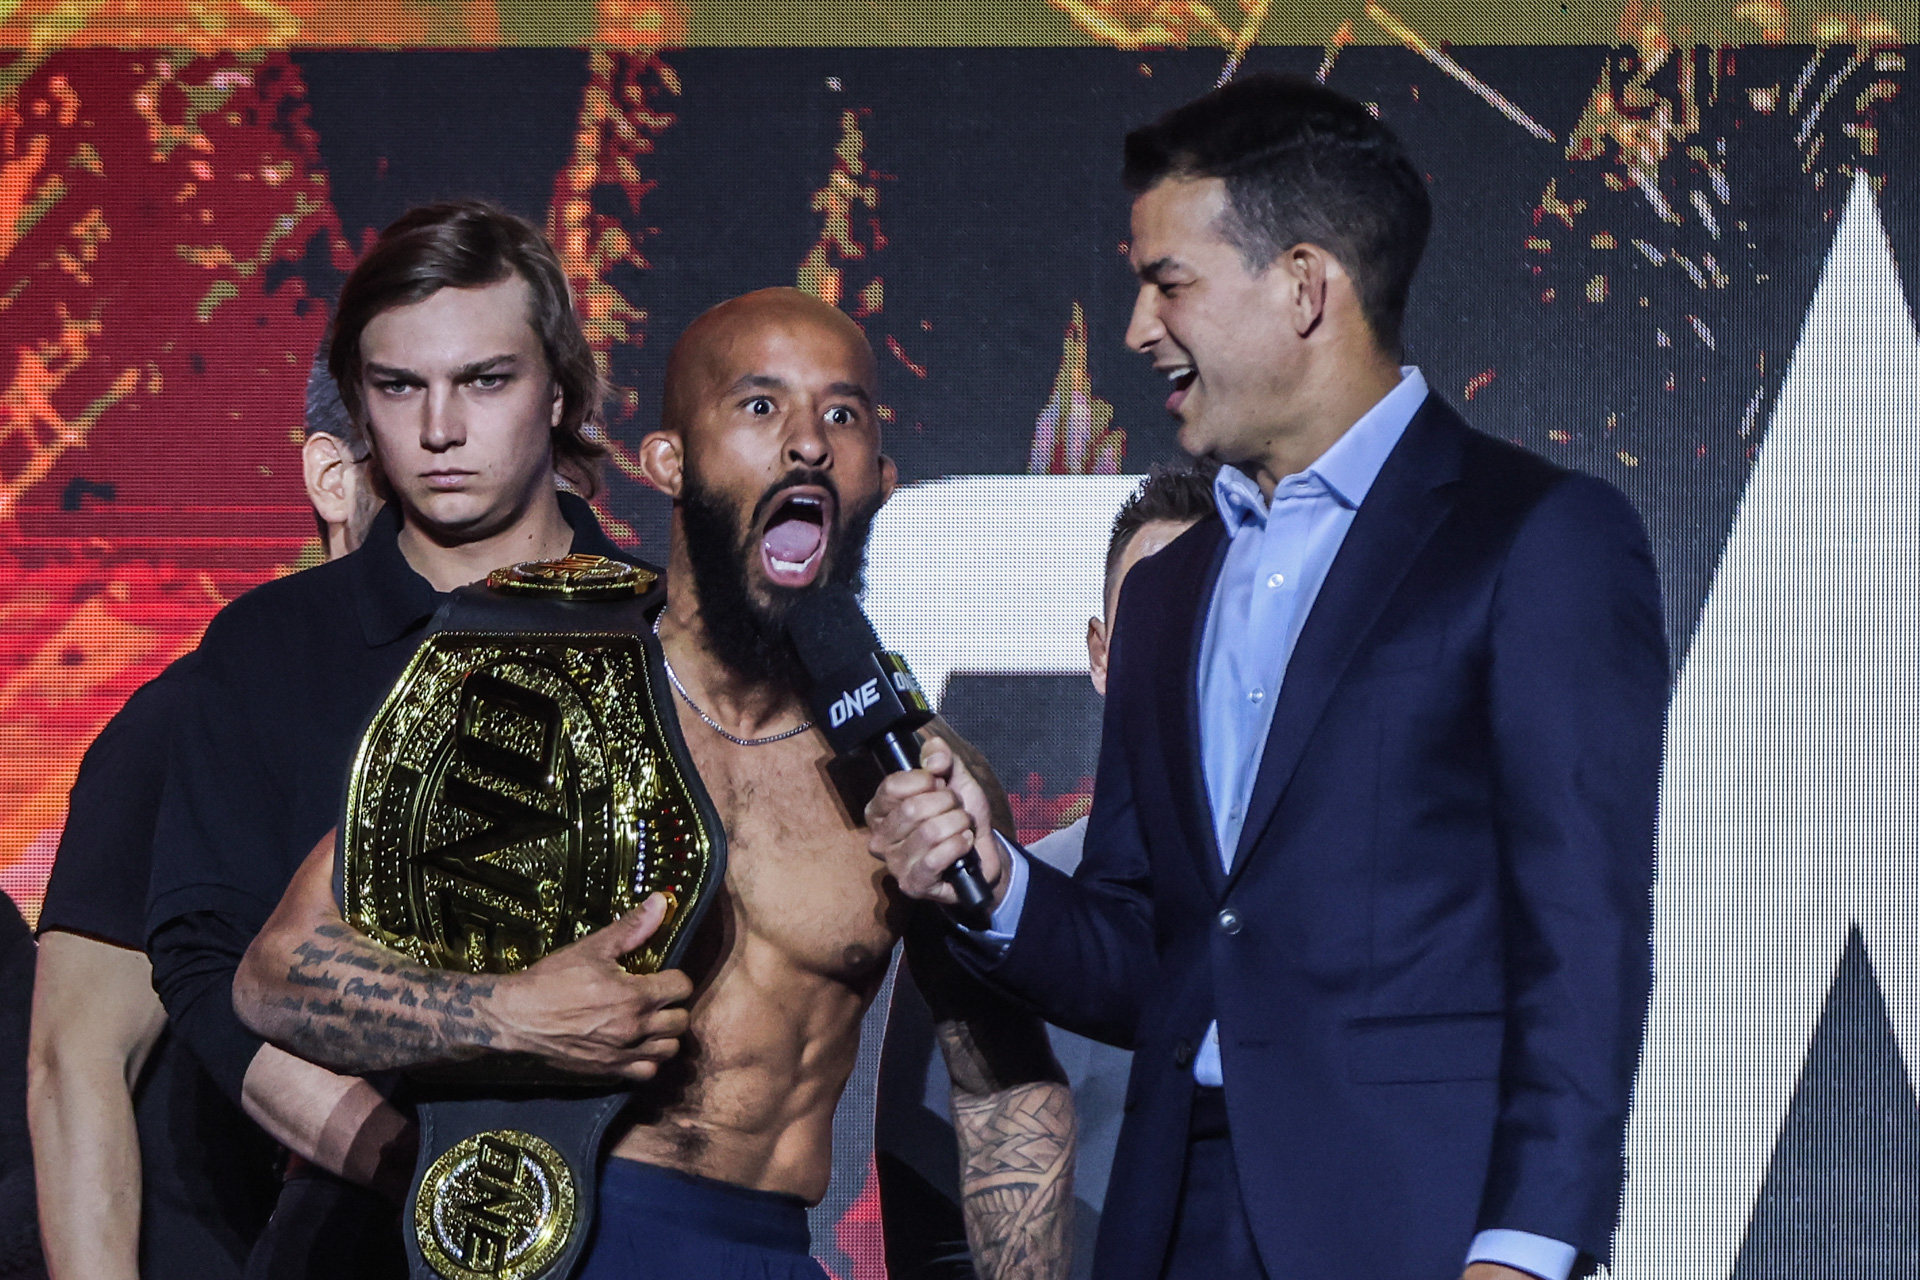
[
  {"xmin": 351, "ymin": 490, "xmax": 630, "ymax": 647},
  {"xmin": 1211, "ymin": 366, "xmax": 1429, "ymax": 529}
]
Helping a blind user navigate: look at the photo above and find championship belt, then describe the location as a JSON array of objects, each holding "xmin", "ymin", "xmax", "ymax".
[{"xmin": 336, "ymin": 554, "xmax": 725, "ymax": 1280}]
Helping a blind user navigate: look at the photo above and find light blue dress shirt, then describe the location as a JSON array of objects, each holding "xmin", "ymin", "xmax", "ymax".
[{"xmin": 984, "ymin": 368, "xmax": 1576, "ymax": 1279}]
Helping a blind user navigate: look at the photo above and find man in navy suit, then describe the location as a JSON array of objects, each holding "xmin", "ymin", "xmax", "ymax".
[{"xmin": 868, "ymin": 75, "xmax": 1666, "ymax": 1280}]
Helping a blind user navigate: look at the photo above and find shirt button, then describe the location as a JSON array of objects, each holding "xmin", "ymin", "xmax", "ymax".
[
  {"xmin": 1248, "ymin": 687, "xmax": 1265, "ymax": 704},
  {"xmin": 1267, "ymin": 572, "xmax": 1285, "ymax": 588},
  {"xmin": 1173, "ymin": 1039, "xmax": 1196, "ymax": 1067},
  {"xmin": 1217, "ymin": 909, "xmax": 1243, "ymax": 936}
]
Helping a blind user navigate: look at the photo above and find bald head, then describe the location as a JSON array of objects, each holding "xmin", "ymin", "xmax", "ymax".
[
  {"xmin": 663, "ymin": 288, "xmax": 878, "ymax": 438},
  {"xmin": 640, "ymin": 287, "xmax": 896, "ymax": 688}
]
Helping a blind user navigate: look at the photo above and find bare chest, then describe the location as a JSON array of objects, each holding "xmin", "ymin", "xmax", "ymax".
[{"xmin": 680, "ymin": 727, "xmax": 900, "ymax": 988}]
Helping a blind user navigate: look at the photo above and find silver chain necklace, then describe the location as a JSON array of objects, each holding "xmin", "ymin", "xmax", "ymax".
[{"xmin": 652, "ymin": 613, "xmax": 814, "ymax": 747}]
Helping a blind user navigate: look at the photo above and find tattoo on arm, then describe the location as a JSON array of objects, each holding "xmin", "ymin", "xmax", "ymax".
[
  {"xmin": 253, "ymin": 923, "xmax": 499, "ymax": 1073},
  {"xmin": 939, "ymin": 1021, "xmax": 1077, "ymax": 1280}
]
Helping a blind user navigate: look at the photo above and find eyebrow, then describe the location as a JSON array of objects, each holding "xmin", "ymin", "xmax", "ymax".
[
  {"xmin": 725, "ymin": 374, "xmax": 787, "ymax": 397},
  {"xmin": 723, "ymin": 374, "xmax": 873, "ymax": 406},
  {"xmin": 1136, "ymin": 256, "xmax": 1181, "ymax": 282},
  {"xmin": 363, "ymin": 354, "xmax": 520, "ymax": 381}
]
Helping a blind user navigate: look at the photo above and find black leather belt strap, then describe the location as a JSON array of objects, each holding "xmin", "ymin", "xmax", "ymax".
[{"xmin": 403, "ymin": 1085, "xmax": 631, "ymax": 1280}]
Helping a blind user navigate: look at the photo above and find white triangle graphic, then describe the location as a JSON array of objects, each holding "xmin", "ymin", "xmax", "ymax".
[{"xmin": 1610, "ymin": 176, "xmax": 1920, "ymax": 1278}]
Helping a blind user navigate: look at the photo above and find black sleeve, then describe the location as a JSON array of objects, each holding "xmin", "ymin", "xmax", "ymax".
[
  {"xmin": 145, "ymin": 658, "xmax": 280, "ymax": 1108},
  {"xmin": 37, "ymin": 660, "xmax": 196, "ymax": 947},
  {"xmin": 146, "ymin": 912, "xmax": 266, "ymax": 1106},
  {"xmin": 903, "ymin": 906, "xmax": 1065, "ymax": 1083},
  {"xmin": 146, "ymin": 658, "xmax": 288, "ymax": 935},
  {"xmin": 0, "ymin": 895, "xmax": 46, "ymax": 1279}
]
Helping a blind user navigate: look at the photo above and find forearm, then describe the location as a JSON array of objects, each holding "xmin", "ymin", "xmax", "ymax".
[
  {"xmin": 27, "ymin": 934, "xmax": 167, "ymax": 1280},
  {"xmin": 27, "ymin": 1059, "xmax": 144, "ymax": 1280},
  {"xmin": 951, "ymin": 1076, "xmax": 1075, "ymax": 1280},
  {"xmin": 240, "ymin": 1045, "xmax": 416, "ymax": 1200},
  {"xmin": 237, "ymin": 833, "xmax": 692, "ymax": 1080},
  {"xmin": 236, "ymin": 918, "xmax": 502, "ymax": 1073},
  {"xmin": 935, "ymin": 1015, "xmax": 1075, "ymax": 1280}
]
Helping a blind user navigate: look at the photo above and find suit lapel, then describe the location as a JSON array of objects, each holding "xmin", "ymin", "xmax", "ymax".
[
  {"xmin": 1141, "ymin": 520, "xmax": 1230, "ymax": 895},
  {"xmin": 1223, "ymin": 399, "xmax": 1467, "ymax": 887}
]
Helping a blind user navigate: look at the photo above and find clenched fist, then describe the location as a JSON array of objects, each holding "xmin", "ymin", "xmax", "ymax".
[{"xmin": 865, "ymin": 738, "xmax": 1009, "ymax": 912}]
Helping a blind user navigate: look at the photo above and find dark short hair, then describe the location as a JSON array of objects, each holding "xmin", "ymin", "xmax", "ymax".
[
  {"xmin": 1105, "ymin": 460, "xmax": 1219, "ymax": 605},
  {"xmin": 1123, "ymin": 74, "xmax": 1431, "ymax": 352},
  {"xmin": 328, "ymin": 200, "xmax": 607, "ymax": 496},
  {"xmin": 303, "ymin": 343, "xmax": 364, "ymax": 457}
]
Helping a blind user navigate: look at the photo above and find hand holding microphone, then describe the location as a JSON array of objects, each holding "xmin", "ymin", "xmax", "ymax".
[{"xmin": 786, "ymin": 585, "xmax": 1000, "ymax": 929}]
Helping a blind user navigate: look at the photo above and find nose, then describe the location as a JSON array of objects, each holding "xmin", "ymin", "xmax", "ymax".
[
  {"xmin": 421, "ymin": 384, "xmax": 465, "ymax": 453},
  {"xmin": 1124, "ymin": 284, "xmax": 1163, "ymax": 353},
  {"xmin": 785, "ymin": 408, "xmax": 832, "ymax": 469}
]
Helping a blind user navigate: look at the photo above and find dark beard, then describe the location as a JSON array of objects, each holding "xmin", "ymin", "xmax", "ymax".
[{"xmin": 678, "ymin": 467, "xmax": 880, "ymax": 693}]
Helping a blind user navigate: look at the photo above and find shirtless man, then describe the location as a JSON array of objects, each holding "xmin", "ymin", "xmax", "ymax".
[{"xmin": 234, "ymin": 288, "xmax": 1075, "ymax": 1280}]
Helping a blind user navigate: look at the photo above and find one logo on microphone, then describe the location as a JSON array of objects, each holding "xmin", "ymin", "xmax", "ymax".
[{"xmin": 829, "ymin": 678, "xmax": 882, "ymax": 728}]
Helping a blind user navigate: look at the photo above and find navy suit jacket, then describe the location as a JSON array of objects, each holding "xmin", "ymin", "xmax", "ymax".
[{"xmin": 975, "ymin": 396, "xmax": 1667, "ymax": 1279}]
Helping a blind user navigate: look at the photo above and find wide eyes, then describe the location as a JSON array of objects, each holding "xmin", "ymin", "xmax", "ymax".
[{"xmin": 739, "ymin": 397, "xmax": 862, "ymax": 426}]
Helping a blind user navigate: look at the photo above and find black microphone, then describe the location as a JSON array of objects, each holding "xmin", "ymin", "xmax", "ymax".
[{"xmin": 787, "ymin": 584, "xmax": 996, "ymax": 930}]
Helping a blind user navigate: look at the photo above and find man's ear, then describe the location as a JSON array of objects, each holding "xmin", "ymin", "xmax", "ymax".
[
  {"xmin": 302, "ymin": 433, "xmax": 351, "ymax": 527},
  {"xmin": 878, "ymin": 454, "xmax": 899, "ymax": 506},
  {"xmin": 1086, "ymin": 615, "xmax": 1110, "ymax": 698},
  {"xmin": 1275, "ymin": 243, "xmax": 1331, "ymax": 339},
  {"xmin": 638, "ymin": 430, "xmax": 685, "ymax": 498}
]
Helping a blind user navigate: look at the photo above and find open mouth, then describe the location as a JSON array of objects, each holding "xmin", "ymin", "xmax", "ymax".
[
  {"xmin": 759, "ymin": 488, "xmax": 833, "ymax": 588},
  {"xmin": 1160, "ymin": 363, "xmax": 1197, "ymax": 415}
]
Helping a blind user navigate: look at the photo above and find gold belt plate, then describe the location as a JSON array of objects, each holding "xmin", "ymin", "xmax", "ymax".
[
  {"xmin": 340, "ymin": 632, "xmax": 718, "ymax": 977},
  {"xmin": 414, "ymin": 1129, "xmax": 576, "ymax": 1280}
]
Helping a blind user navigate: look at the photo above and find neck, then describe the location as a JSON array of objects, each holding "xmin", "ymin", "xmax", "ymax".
[
  {"xmin": 1249, "ymin": 347, "xmax": 1404, "ymax": 499},
  {"xmin": 658, "ymin": 535, "xmax": 810, "ymax": 738},
  {"xmin": 397, "ymin": 489, "xmax": 576, "ymax": 593}
]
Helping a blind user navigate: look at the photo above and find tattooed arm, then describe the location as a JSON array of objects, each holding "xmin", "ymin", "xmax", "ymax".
[
  {"xmin": 233, "ymin": 832, "xmax": 693, "ymax": 1079},
  {"xmin": 909, "ymin": 917, "xmax": 1076, "ymax": 1280},
  {"xmin": 907, "ymin": 722, "xmax": 1075, "ymax": 1277},
  {"xmin": 943, "ymin": 1022, "xmax": 1076, "ymax": 1280}
]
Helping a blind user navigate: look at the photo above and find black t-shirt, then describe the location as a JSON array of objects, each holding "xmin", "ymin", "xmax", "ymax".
[
  {"xmin": 146, "ymin": 494, "xmax": 643, "ymax": 1101},
  {"xmin": 41, "ymin": 657, "xmax": 198, "ymax": 948},
  {"xmin": 37, "ymin": 659, "xmax": 280, "ymax": 1278}
]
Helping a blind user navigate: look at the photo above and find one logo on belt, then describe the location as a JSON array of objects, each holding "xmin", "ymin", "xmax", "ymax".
[
  {"xmin": 420, "ymin": 671, "xmax": 572, "ymax": 966},
  {"xmin": 829, "ymin": 677, "xmax": 882, "ymax": 728},
  {"xmin": 414, "ymin": 1129, "xmax": 576, "ymax": 1280}
]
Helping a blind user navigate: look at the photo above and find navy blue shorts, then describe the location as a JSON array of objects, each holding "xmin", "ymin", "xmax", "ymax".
[{"xmin": 576, "ymin": 1159, "xmax": 829, "ymax": 1280}]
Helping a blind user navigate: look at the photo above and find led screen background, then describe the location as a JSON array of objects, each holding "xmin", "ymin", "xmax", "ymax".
[{"xmin": 2, "ymin": 3, "xmax": 1917, "ymax": 1275}]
